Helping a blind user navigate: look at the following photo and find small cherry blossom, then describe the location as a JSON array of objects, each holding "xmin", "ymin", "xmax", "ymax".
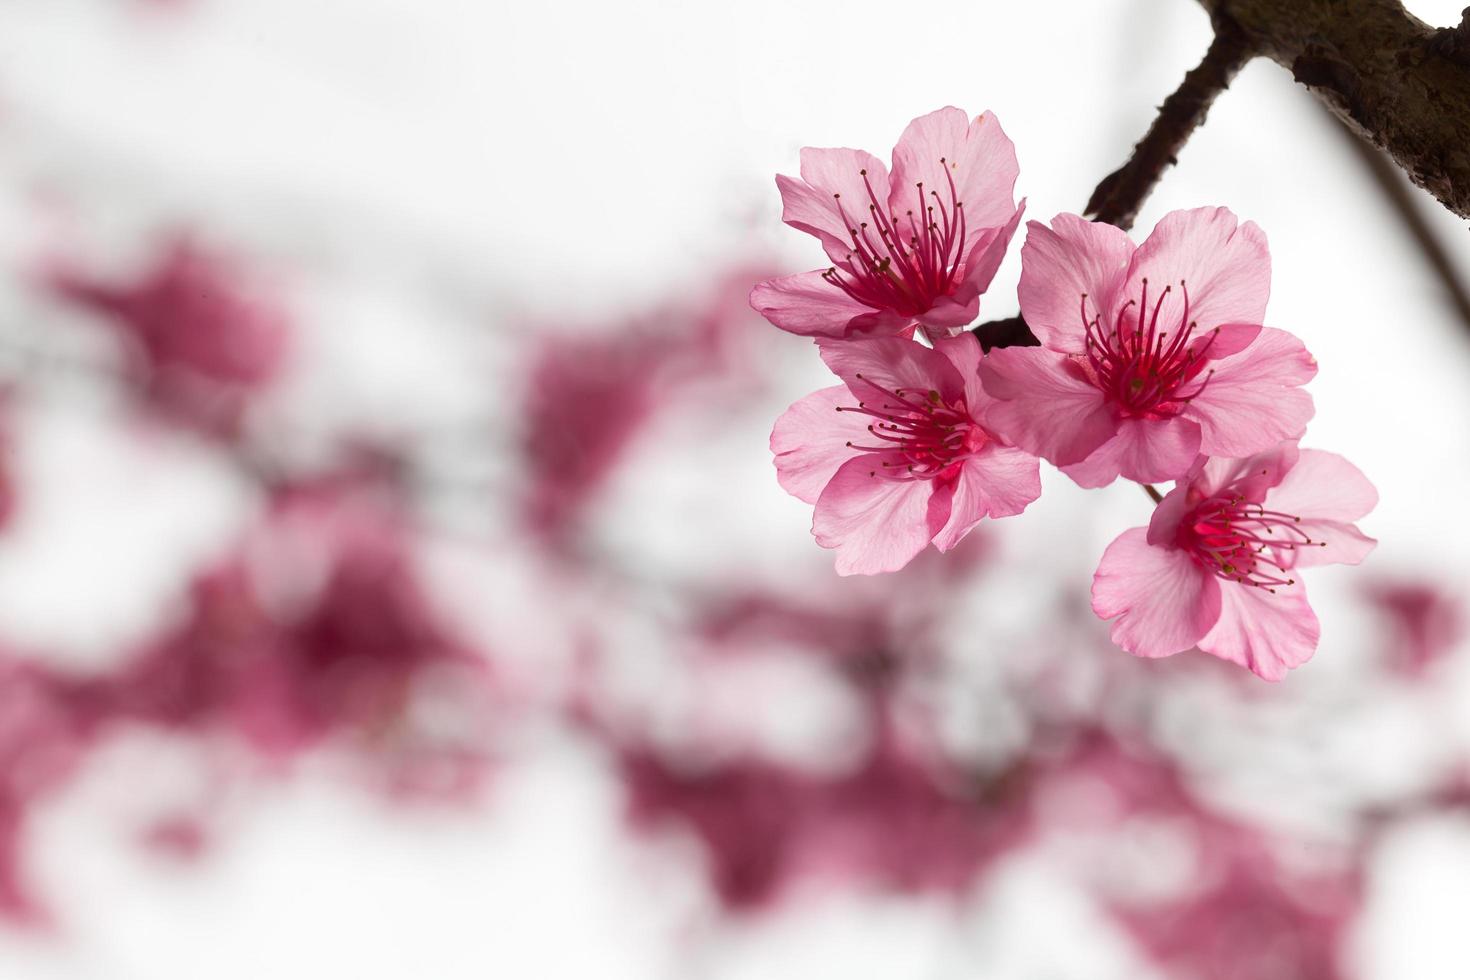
[
  {"xmin": 771, "ymin": 333, "xmax": 1039, "ymax": 575},
  {"xmin": 751, "ymin": 107, "xmax": 1024, "ymax": 339},
  {"xmin": 981, "ymin": 208, "xmax": 1315, "ymax": 487},
  {"xmin": 1092, "ymin": 442, "xmax": 1377, "ymax": 680}
]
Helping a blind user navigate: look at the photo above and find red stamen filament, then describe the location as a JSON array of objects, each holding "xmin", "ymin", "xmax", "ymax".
[
  {"xmin": 1082, "ymin": 279, "xmax": 1218, "ymax": 417},
  {"xmin": 1181, "ymin": 493, "xmax": 1323, "ymax": 592},
  {"xmin": 835, "ymin": 372, "xmax": 985, "ymax": 481},
  {"xmin": 821, "ymin": 161, "xmax": 967, "ymax": 316}
]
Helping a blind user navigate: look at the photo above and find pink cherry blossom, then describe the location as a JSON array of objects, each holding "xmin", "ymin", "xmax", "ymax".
[
  {"xmin": 1364, "ymin": 578, "xmax": 1464, "ymax": 676},
  {"xmin": 751, "ymin": 107, "xmax": 1024, "ymax": 339},
  {"xmin": 49, "ymin": 236, "xmax": 289, "ymax": 438},
  {"xmin": 772, "ymin": 333, "xmax": 1040, "ymax": 575},
  {"xmin": 1092, "ymin": 442, "xmax": 1377, "ymax": 680},
  {"xmin": 981, "ymin": 208, "xmax": 1317, "ymax": 487}
]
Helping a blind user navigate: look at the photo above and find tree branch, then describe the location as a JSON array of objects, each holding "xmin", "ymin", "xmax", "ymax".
[
  {"xmin": 973, "ymin": 25, "xmax": 1254, "ymax": 349},
  {"xmin": 1086, "ymin": 21, "xmax": 1255, "ymax": 231},
  {"xmin": 1198, "ymin": 0, "xmax": 1470, "ymax": 220}
]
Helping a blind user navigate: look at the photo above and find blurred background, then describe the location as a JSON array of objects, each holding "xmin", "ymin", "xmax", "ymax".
[{"xmin": 0, "ymin": 0, "xmax": 1467, "ymax": 977}]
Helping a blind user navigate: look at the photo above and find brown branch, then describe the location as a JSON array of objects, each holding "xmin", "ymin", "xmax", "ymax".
[
  {"xmin": 972, "ymin": 315, "xmax": 1038, "ymax": 353},
  {"xmin": 974, "ymin": 26, "xmax": 1255, "ymax": 348},
  {"xmin": 1330, "ymin": 111, "xmax": 1470, "ymax": 336},
  {"xmin": 1086, "ymin": 21, "xmax": 1255, "ymax": 231},
  {"xmin": 1198, "ymin": 0, "xmax": 1470, "ymax": 220}
]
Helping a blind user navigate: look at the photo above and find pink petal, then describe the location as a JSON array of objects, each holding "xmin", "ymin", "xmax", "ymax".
[
  {"xmin": 1092, "ymin": 528, "xmax": 1222, "ymax": 659},
  {"xmin": 813, "ymin": 456, "xmax": 951, "ymax": 575},
  {"xmin": 777, "ymin": 147, "xmax": 892, "ymax": 265},
  {"xmin": 1122, "ymin": 207, "xmax": 1270, "ymax": 340},
  {"xmin": 1060, "ymin": 415, "xmax": 1202, "ymax": 488},
  {"xmin": 1195, "ymin": 441, "xmax": 1300, "ymax": 501},
  {"xmin": 1183, "ymin": 327, "xmax": 1316, "ymax": 458},
  {"xmin": 954, "ymin": 201, "xmax": 1025, "ymax": 301},
  {"xmin": 1286, "ymin": 520, "xmax": 1377, "ymax": 569},
  {"xmin": 931, "ymin": 332, "xmax": 987, "ymax": 413},
  {"xmin": 979, "ymin": 348, "xmax": 1116, "ymax": 465},
  {"xmin": 887, "ymin": 108, "xmax": 1019, "ymax": 237},
  {"xmin": 1017, "ymin": 214, "xmax": 1134, "ymax": 354},
  {"xmin": 1266, "ymin": 449, "xmax": 1378, "ymax": 524},
  {"xmin": 914, "ymin": 290, "xmax": 981, "ymax": 332},
  {"xmin": 1146, "ymin": 484, "xmax": 1194, "ymax": 546},
  {"xmin": 931, "ymin": 446, "xmax": 1041, "ymax": 551},
  {"xmin": 770, "ymin": 385, "xmax": 871, "ymax": 504},
  {"xmin": 1194, "ymin": 322, "xmax": 1261, "ymax": 358},
  {"xmin": 818, "ymin": 335, "xmax": 967, "ymax": 406},
  {"xmin": 1197, "ymin": 580, "xmax": 1320, "ymax": 681},
  {"xmin": 750, "ymin": 270, "xmax": 914, "ymax": 338}
]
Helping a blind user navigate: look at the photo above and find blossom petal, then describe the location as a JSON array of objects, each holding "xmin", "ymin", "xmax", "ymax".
[
  {"xmin": 1183, "ymin": 327, "xmax": 1317, "ymax": 458},
  {"xmin": 1123, "ymin": 207, "xmax": 1271, "ymax": 335},
  {"xmin": 1286, "ymin": 520, "xmax": 1377, "ymax": 569},
  {"xmin": 888, "ymin": 108, "xmax": 1019, "ymax": 236},
  {"xmin": 1266, "ymin": 449, "xmax": 1378, "ymax": 524},
  {"xmin": 979, "ymin": 348, "xmax": 1116, "ymax": 465},
  {"xmin": 955, "ymin": 201, "xmax": 1025, "ymax": 300},
  {"xmin": 777, "ymin": 147, "xmax": 892, "ymax": 264},
  {"xmin": 1146, "ymin": 484, "xmax": 1194, "ymax": 546},
  {"xmin": 931, "ymin": 446, "xmax": 1041, "ymax": 551},
  {"xmin": 1195, "ymin": 441, "xmax": 1299, "ymax": 502},
  {"xmin": 1061, "ymin": 416, "xmax": 1202, "ymax": 488},
  {"xmin": 770, "ymin": 385, "xmax": 871, "ymax": 504},
  {"xmin": 750, "ymin": 270, "xmax": 905, "ymax": 338},
  {"xmin": 1092, "ymin": 528, "xmax": 1222, "ymax": 659},
  {"xmin": 1197, "ymin": 580, "xmax": 1319, "ymax": 681},
  {"xmin": 813, "ymin": 457, "xmax": 950, "ymax": 575},
  {"xmin": 818, "ymin": 335, "xmax": 967, "ymax": 405},
  {"xmin": 931, "ymin": 332, "xmax": 987, "ymax": 412},
  {"xmin": 1017, "ymin": 214, "xmax": 1134, "ymax": 353},
  {"xmin": 914, "ymin": 291, "xmax": 981, "ymax": 332}
]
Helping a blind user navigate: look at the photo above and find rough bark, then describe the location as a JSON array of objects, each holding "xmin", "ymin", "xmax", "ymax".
[{"xmin": 1198, "ymin": 0, "xmax": 1470, "ymax": 220}]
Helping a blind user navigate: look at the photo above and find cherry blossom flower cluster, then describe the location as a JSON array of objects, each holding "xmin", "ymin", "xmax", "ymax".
[{"xmin": 754, "ymin": 107, "xmax": 1378, "ymax": 681}]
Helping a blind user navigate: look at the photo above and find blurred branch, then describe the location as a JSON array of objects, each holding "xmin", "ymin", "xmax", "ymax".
[
  {"xmin": 1197, "ymin": 0, "xmax": 1470, "ymax": 220},
  {"xmin": 1332, "ymin": 111, "xmax": 1470, "ymax": 336},
  {"xmin": 973, "ymin": 26, "xmax": 1254, "ymax": 349}
]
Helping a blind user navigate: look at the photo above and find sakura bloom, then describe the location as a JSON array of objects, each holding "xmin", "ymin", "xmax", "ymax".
[
  {"xmin": 981, "ymin": 208, "xmax": 1316, "ymax": 487},
  {"xmin": 751, "ymin": 107, "xmax": 1023, "ymax": 339},
  {"xmin": 771, "ymin": 333, "xmax": 1039, "ymax": 575},
  {"xmin": 1092, "ymin": 442, "xmax": 1377, "ymax": 680}
]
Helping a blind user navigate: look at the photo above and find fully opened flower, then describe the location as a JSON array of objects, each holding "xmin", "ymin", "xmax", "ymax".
[
  {"xmin": 771, "ymin": 333, "xmax": 1039, "ymax": 575},
  {"xmin": 1091, "ymin": 442, "xmax": 1377, "ymax": 680},
  {"xmin": 980, "ymin": 208, "xmax": 1316, "ymax": 487},
  {"xmin": 751, "ymin": 107, "xmax": 1024, "ymax": 339}
]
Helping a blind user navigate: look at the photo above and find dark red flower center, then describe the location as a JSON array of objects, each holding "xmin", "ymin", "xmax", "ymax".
[
  {"xmin": 1081, "ymin": 278, "xmax": 1219, "ymax": 418},
  {"xmin": 1177, "ymin": 492, "xmax": 1322, "ymax": 591},
  {"xmin": 822, "ymin": 164, "xmax": 968, "ymax": 317},
  {"xmin": 835, "ymin": 373, "xmax": 986, "ymax": 482}
]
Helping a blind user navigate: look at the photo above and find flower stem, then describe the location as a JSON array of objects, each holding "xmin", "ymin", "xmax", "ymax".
[{"xmin": 1142, "ymin": 483, "xmax": 1163, "ymax": 504}]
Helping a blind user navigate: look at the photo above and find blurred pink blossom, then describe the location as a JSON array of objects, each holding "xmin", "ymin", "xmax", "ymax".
[
  {"xmin": 70, "ymin": 474, "xmax": 498, "ymax": 799},
  {"xmin": 752, "ymin": 107, "xmax": 1023, "ymax": 339},
  {"xmin": 1092, "ymin": 442, "xmax": 1377, "ymax": 679},
  {"xmin": 618, "ymin": 718, "xmax": 1024, "ymax": 911},
  {"xmin": 0, "ymin": 658, "xmax": 94, "ymax": 926},
  {"xmin": 521, "ymin": 268, "xmax": 770, "ymax": 548},
  {"xmin": 772, "ymin": 333, "xmax": 1039, "ymax": 575},
  {"xmin": 981, "ymin": 208, "xmax": 1316, "ymax": 487},
  {"xmin": 49, "ymin": 236, "xmax": 289, "ymax": 438},
  {"xmin": 1364, "ymin": 578, "xmax": 1465, "ymax": 675}
]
